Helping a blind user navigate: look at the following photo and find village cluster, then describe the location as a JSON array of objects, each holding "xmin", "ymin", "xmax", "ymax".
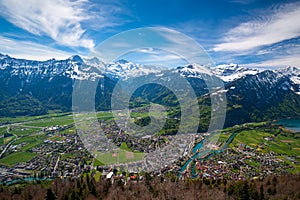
[{"xmin": 0, "ymin": 120, "xmax": 298, "ymax": 184}]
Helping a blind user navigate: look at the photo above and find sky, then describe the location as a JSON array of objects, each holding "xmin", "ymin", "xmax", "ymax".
[{"xmin": 0, "ymin": 0, "xmax": 300, "ymax": 68}]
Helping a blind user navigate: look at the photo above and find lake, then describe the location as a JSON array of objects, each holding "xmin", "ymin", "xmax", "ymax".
[{"xmin": 276, "ymin": 119, "xmax": 300, "ymax": 132}]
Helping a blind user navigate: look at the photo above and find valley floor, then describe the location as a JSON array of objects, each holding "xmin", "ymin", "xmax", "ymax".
[{"xmin": 0, "ymin": 112, "xmax": 299, "ymax": 199}]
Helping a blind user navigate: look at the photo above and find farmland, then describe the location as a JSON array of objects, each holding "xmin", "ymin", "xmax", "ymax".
[{"xmin": 0, "ymin": 152, "xmax": 36, "ymax": 167}]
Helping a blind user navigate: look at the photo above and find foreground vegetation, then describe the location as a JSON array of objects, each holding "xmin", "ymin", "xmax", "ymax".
[{"xmin": 0, "ymin": 174, "xmax": 299, "ymax": 200}]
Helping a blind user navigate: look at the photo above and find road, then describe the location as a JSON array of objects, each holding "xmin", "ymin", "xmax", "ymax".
[
  {"xmin": 53, "ymin": 155, "xmax": 60, "ymax": 173},
  {"xmin": 0, "ymin": 125, "xmax": 18, "ymax": 159}
]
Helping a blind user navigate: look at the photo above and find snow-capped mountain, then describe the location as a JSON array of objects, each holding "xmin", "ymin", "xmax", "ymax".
[
  {"xmin": 1, "ymin": 52, "xmax": 298, "ymax": 86},
  {"xmin": 104, "ymin": 59, "xmax": 164, "ymax": 80},
  {"xmin": 0, "ymin": 54, "xmax": 103, "ymax": 81},
  {"xmin": 223, "ymin": 69, "xmax": 300, "ymax": 126},
  {"xmin": 214, "ymin": 64, "xmax": 300, "ymax": 95},
  {"xmin": 176, "ymin": 63, "xmax": 300, "ymax": 93},
  {"xmin": 1, "ymin": 52, "xmax": 300, "ymax": 124},
  {"xmin": 175, "ymin": 63, "xmax": 260, "ymax": 82},
  {"xmin": 171, "ymin": 62, "xmax": 300, "ymax": 127},
  {"xmin": 0, "ymin": 53, "xmax": 167, "ymax": 82},
  {"xmin": 0, "ymin": 53, "xmax": 168, "ymax": 116},
  {"xmin": 276, "ymin": 66, "xmax": 300, "ymax": 85},
  {"xmin": 175, "ymin": 64, "xmax": 212, "ymax": 78},
  {"xmin": 212, "ymin": 63, "xmax": 260, "ymax": 82}
]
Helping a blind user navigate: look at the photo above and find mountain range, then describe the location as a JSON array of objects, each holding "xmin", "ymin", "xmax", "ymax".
[{"xmin": 0, "ymin": 53, "xmax": 300, "ymax": 129}]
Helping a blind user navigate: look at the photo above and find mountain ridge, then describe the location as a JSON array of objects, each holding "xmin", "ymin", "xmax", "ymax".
[
  {"xmin": 1, "ymin": 53, "xmax": 300, "ymax": 129},
  {"xmin": 1, "ymin": 53, "xmax": 299, "ymax": 84}
]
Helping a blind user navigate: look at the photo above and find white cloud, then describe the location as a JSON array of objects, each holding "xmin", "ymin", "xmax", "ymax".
[
  {"xmin": 118, "ymin": 48, "xmax": 187, "ymax": 67},
  {"xmin": 135, "ymin": 48, "xmax": 155, "ymax": 54},
  {"xmin": 131, "ymin": 52, "xmax": 185, "ymax": 64},
  {"xmin": 156, "ymin": 27, "xmax": 213, "ymax": 65},
  {"xmin": 91, "ymin": 27, "xmax": 214, "ymax": 68},
  {"xmin": 0, "ymin": 0, "xmax": 122, "ymax": 49},
  {"xmin": 0, "ymin": 36, "xmax": 71, "ymax": 61},
  {"xmin": 243, "ymin": 56, "xmax": 300, "ymax": 68},
  {"xmin": 213, "ymin": 2, "xmax": 300, "ymax": 52}
]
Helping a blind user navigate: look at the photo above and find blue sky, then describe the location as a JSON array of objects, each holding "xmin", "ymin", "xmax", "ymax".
[{"xmin": 0, "ymin": 0, "xmax": 300, "ymax": 68}]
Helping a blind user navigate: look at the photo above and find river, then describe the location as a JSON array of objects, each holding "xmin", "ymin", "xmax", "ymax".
[
  {"xmin": 2, "ymin": 177, "xmax": 53, "ymax": 185},
  {"xmin": 179, "ymin": 132, "xmax": 238, "ymax": 178}
]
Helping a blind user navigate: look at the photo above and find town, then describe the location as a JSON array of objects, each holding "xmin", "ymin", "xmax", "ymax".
[{"xmin": 0, "ymin": 113, "xmax": 299, "ymax": 186}]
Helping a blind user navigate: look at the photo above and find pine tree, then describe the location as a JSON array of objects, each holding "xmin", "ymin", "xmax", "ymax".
[
  {"xmin": 259, "ymin": 185, "xmax": 264, "ymax": 200},
  {"xmin": 45, "ymin": 188, "xmax": 56, "ymax": 200},
  {"xmin": 238, "ymin": 182, "xmax": 250, "ymax": 200}
]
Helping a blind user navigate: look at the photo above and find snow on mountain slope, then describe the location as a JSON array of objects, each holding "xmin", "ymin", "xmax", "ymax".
[
  {"xmin": 1, "ymin": 52, "xmax": 300, "ymax": 96},
  {"xmin": 274, "ymin": 66, "xmax": 300, "ymax": 95},
  {"xmin": 175, "ymin": 62, "xmax": 300, "ymax": 96},
  {"xmin": 175, "ymin": 64, "xmax": 212, "ymax": 78},
  {"xmin": 105, "ymin": 59, "xmax": 165, "ymax": 80},
  {"xmin": 0, "ymin": 53, "xmax": 166, "ymax": 81},
  {"xmin": 213, "ymin": 63, "xmax": 260, "ymax": 82},
  {"xmin": 276, "ymin": 66, "xmax": 300, "ymax": 85},
  {"xmin": 175, "ymin": 63, "xmax": 259, "ymax": 82},
  {"xmin": 0, "ymin": 54, "xmax": 104, "ymax": 81},
  {"xmin": 83, "ymin": 57, "xmax": 105, "ymax": 69}
]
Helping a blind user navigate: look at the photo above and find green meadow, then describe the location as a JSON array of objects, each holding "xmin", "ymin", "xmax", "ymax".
[
  {"xmin": 0, "ymin": 152, "xmax": 36, "ymax": 167},
  {"xmin": 95, "ymin": 150, "xmax": 144, "ymax": 165},
  {"xmin": 220, "ymin": 124, "xmax": 300, "ymax": 174}
]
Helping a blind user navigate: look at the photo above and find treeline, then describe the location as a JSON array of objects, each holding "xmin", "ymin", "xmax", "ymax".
[
  {"xmin": 0, "ymin": 174, "xmax": 299, "ymax": 200},
  {"xmin": 0, "ymin": 94, "xmax": 47, "ymax": 117}
]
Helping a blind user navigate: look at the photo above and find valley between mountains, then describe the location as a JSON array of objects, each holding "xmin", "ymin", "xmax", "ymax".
[{"xmin": 0, "ymin": 53, "xmax": 299, "ymax": 199}]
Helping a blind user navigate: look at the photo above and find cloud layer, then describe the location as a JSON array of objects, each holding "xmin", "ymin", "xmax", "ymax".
[
  {"xmin": 0, "ymin": 36, "xmax": 71, "ymax": 60},
  {"xmin": 213, "ymin": 2, "xmax": 300, "ymax": 52},
  {"xmin": 0, "ymin": 0, "xmax": 98, "ymax": 49}
]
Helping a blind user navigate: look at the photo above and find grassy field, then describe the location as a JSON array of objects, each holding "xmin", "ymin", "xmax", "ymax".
[
  {"xmin": 0, "ymin": 116, "xmax": 39, "ymax": 125},
  {"xmin": 3, "ymin": 136, "xmax": 16, "ymax": 144},
  {"xmin": 0, "ymin": 152, "xmax": 36, "ymax": 167},
  {"xmin": 93, "ymin": 159, "xmax": 104, "ymax": 166},
  {"xmin": 0, "ymin": 127, "xmax": 7, "ymax": 134},
  {"xmin": 23, "ymin": 115, "xmax": 74, "ymax": 127},
  {"xmin": 49, "ymin": 135, "xmax": 65, "ymax": 141},
  {"xmin": 61, "ymin": 153, "xmax": 77, "ymax": 160},
  {"xmin": 96, "ymin": 112, "xmax": 113, "ymax": 121},
  {"xmin": 59, "ymin": 126, "xmax": 76, "ymax": 135},
  {"xmin": 233, "ymin": 130, "xmax": 270, "ymax": 148},
  {"xmin": 130, "ymin": 111, "xmax": 149, "ymax": 118},
  {"xmin": 225, "ymin": 125, "xmax": 300, "ymax": 174},
  {"xmin": 13, "ymin": 135, "xmax": 46, "ymax": 151},
  {"xmin": 217, "ymin": 132, "xmax": 232, "ymax": 144},
  {"xmin": 95, "ymin": 150, "xmax": 144, "ymax": 165},
  {"xmin": 231, "ymin": 129, "xmax": 300, "ymax": 156},
  {"xmin": 120, "ymin": 142, "xmax": 131, "ymax": 151},
  {"xmin": 0, "ymin": 112, "xmax": 72, "ymax": 125},
  {"xmin": 1, "ymin": 112, "xmax": 114, "ymax": 131},
  {"xmin": 9, "ymin": 126, "xmax": 41, "ymax": 136}
]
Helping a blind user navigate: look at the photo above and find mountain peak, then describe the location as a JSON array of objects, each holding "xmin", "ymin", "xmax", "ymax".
[
  {"xmin": 214, "ymin": 64, "xmax": 259, "ymax": 82},
  {"xmin": 277, "ymin": 66, "xmax": 300, "ymax": 74},
  {"xmin": 0, "ymin": 53, "xmax": 10, "ymax": 60},
  {"xmin": 115, "ymin": 59, "xmax": 129, "ymax": 64},
  {"xmin": 176, "ymin": 63, "xmax": 212, "ymax": 78},
  {"xmin": 69, "ymin": 55, "xmax": 83, "ymax": 63},
  {"xmin": 216, "ymin": 63, "xmax": 239, "ymax": 70},
  {"xmin": 83, "ymin": 57, "xmax": 105, "ymax": 68}
]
